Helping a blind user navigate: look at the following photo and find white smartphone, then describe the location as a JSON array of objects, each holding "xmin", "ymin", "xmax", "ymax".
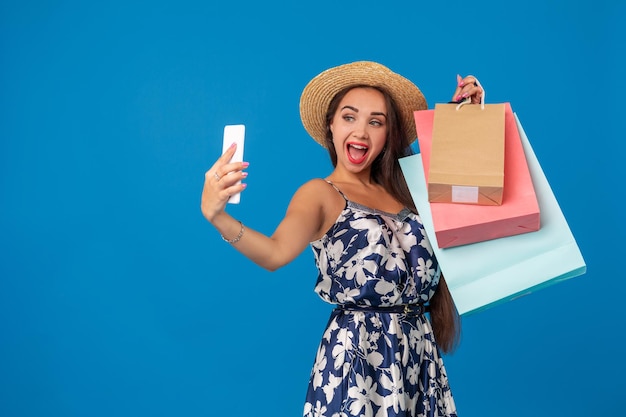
[{"xmin": 222, "ymin": 124, "xmax": 245, "ymax": 204}]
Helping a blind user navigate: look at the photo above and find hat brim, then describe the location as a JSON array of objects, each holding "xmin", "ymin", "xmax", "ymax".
[{"xmin": 299, "ymin": 61, "xmax": 427, "ymax": 147}]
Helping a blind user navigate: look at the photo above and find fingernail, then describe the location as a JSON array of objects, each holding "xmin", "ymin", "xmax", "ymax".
[
  {"xmin": 242, "ymin": 162, "xmax": 249, "ymax": 168},
  {"xmin": 241, "ymin": 172, "xmax": 248, "ymax": 177},
  {"xmin": 456, "ymin": 95, "xmax": 462, "ymax": 101},
  {"xmin": 462, "ymin": 92, "xmax": 469, "ymax": 98}
]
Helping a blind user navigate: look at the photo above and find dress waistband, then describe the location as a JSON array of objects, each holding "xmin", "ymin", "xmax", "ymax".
[{"xmin": 335, "ymin": 303, "xmax": 428, "ymax": 316}]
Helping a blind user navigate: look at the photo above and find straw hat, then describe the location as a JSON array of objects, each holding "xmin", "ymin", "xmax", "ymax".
[{"xmin": 299, "ymin": 61, "xmax": 427, "ymax": 147}]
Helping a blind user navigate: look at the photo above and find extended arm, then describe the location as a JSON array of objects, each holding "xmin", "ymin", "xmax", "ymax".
[{"xmin": 201, "ymin": 144, "xmax": 325, "ymax": 271}]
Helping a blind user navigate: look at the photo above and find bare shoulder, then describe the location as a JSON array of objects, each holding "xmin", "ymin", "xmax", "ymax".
[
  {"xmin": 285, "ymin": 178, "xmax": 344, "ymax": 239},
  {"xmin": 295, "ymin": 178, "xmax": 345, "ymax": 203},
  {"xmin": 291, "ymin": 178, "xmax": 345, "ymax": 239},
  {"xmin": 289, "ymin": 178, "xmax": 333, "ymax": 209},
  {"xmin": 296, "ymin": 178, "xmax": 333, "ymax": 196}
]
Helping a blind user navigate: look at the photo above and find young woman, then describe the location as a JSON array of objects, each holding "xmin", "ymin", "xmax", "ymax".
[{"xmin": 201, "ymin": 61, "xmax": 483, "ymax": 417}]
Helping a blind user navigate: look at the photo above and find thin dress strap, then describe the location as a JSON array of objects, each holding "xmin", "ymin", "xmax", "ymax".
[{"xmin": 325, "ymin": 180, "xmax": 348, "ymax": 201}]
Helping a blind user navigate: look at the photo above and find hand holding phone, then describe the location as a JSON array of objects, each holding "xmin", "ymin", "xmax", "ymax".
[{"xmin": 222, "ymin": 124, "xmax": 245, "ymax": 204}]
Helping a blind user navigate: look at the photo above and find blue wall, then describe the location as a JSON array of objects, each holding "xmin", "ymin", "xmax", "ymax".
[{"xmin": 1, "ymin": 1, "xmax": 623, "ymax": 416}]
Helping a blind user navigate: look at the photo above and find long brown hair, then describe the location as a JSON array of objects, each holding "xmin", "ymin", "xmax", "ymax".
[{"xmin": 324, "ymin": 85, "xmax": 461, "ymax": 353}]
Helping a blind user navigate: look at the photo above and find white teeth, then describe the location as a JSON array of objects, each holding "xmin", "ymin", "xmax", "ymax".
[{"xmin": 350, "ymin": 144, "xmax": 368, "ymax": 150}]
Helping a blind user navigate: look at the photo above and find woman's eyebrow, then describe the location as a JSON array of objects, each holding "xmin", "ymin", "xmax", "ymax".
[
  {"xmin": 340, "ymin": 105, "xmax": 387, "ymax": 118},
  {"xmin": 341, "ymin": 105, "xmax": 359, "ymax": 112}
]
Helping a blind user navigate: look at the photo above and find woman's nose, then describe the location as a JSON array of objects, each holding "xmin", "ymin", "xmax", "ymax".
[{"xmin": 352, "ymin": 122, "xmax": 369, "ymax": 139}]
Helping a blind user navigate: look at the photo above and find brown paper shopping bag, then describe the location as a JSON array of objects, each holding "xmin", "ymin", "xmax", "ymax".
[{"xmin": 428, "ymin": 102, "xmax": 506, "ymax": 205}]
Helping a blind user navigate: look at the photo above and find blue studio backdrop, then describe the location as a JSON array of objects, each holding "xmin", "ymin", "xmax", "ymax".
[{"xmin": 1, "ymin": 1, "xmax": 624, "ymax": 416}]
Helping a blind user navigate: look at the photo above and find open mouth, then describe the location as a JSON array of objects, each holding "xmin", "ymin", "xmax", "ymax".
[{"xmin": 346, "ymin": 142, "xmax": 369, "ymax": 164}]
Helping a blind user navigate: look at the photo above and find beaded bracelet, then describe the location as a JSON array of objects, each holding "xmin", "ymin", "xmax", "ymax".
[{"xmin": 221, "ymin": 220, "xmax": 244, "ymax": 244}]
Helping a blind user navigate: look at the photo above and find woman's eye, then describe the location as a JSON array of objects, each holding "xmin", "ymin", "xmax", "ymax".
[{"xmin": 343, "ymin": 115, "xmax": 355, "ymax": 122}]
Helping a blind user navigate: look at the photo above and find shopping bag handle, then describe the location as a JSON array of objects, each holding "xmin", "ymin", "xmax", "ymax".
[{"xmin": 456, "ymin": 77, "xmax": 485, "ymax": 110}]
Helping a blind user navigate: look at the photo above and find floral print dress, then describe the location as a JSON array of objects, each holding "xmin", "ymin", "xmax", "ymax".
[{"xmin": 302, "ymin": 182, "xmax": 457, "ymax": 417}]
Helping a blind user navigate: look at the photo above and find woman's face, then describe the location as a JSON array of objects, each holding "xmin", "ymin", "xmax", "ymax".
[{"xmin": 329, "ymin": 87, "xmax": 388, "ymax": 172}]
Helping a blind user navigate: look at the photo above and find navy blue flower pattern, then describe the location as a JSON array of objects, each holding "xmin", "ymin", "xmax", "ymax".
[{"xmin": 303, "ymin": 194, "xmax": 457, "ymax": 417}]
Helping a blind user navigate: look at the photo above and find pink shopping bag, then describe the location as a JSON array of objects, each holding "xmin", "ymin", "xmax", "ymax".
[{"xmin": 412, "ymin": 103, "xmax": 540, "ymax": 248}]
